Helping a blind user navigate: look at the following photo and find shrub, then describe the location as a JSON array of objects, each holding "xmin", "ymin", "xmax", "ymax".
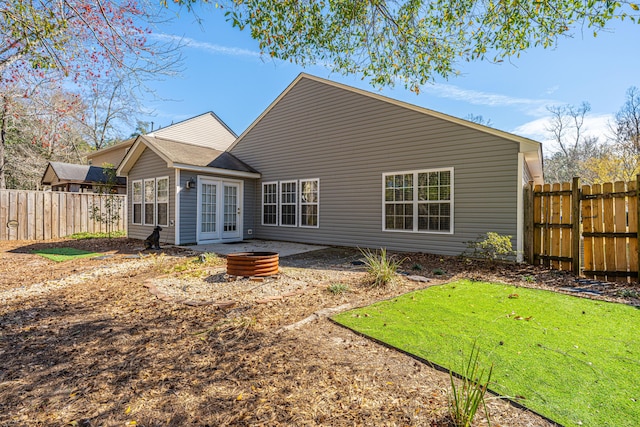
[
  {"xmin": 464, "ymin": 232, "xmax": 515, "ymax": 261},
  {"xmin": 327, "ymin": 283, "xmax": 350, "ymax": 295},
  {"xmin": 360, "ymin": 247, "xmax": 403, "ymax": 287},
  {"xmin": 448, "ymin": 343, "xmax": 493, "ymax": 427},
  {"xmin": 433, "ymin": 267, "xmax": 446, "ymax": 276}
]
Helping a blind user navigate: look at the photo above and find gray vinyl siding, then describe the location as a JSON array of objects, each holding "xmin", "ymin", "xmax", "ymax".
[
  {"xmin": 230, "ymin": 78, "xmax": 520, "ymax": 256},
  {"xmin": 178, "ymin": 170, "xmax": 256, "ymax": 245},
  {"xmin": 127, "ymin": 148, "xmax": 176, "ymax": 244}
]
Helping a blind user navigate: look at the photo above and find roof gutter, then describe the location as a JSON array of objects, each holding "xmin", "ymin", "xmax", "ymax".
[{"xmin": 173, "ymin": 164, "xmax": 261, "ymax": 179}]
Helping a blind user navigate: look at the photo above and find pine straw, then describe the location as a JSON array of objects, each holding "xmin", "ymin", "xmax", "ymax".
[{"xmin": 1, "ymin": 240, "xmax": 634, "ymax": 426}]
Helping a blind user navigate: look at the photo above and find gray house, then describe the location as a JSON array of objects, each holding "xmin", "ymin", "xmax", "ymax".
[
  {"xmin": 117, "ymin": 112, "xmax": 257, "ymax": 244},
  {"xmin": 118, "ymin": 74, "xmax": 543, "ymax": 257}
]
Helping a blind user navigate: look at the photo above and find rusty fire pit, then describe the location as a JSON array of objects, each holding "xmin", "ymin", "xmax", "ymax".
[{"xmin": 226, "ymin": 252, "xmax": 279, "ymax": 277}]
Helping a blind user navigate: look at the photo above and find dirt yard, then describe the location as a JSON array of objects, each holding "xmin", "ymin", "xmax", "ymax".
[{"xmin": 0, "ymin": 237, "xmax": 638, "ymax": 426}]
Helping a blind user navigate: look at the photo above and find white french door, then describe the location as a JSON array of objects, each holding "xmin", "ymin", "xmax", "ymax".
[
  {"xmin": 197, "ymin": 178, "xmax": 242, "ymax": 243},
  {"xmin": 222, "ymin": 183, "xmax": 240, "ymax": 239}
]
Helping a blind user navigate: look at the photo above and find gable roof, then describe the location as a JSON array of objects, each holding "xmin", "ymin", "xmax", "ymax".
[
  {"xmin": 117, "ymin": 135, "xmax": 259, "ymax": 178},
  {"xmin": 229, "ymin": 73, "xmax": 543, "ymax": 183},
  {"xmin": 85, "ymin": 138, "xmax": 135, "ymax": 166},
  {"xmin": 148, "ymin": 112, "xmax": 237, "ymax": 152},
  {"xmin": 41, "ymin": 162, "xmax": 126, "ymax": 186}
]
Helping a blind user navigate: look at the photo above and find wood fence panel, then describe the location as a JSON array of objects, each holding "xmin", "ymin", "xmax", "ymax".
[
  {"xmin": 592, "ymin": 184, "xmax": 605, "ymax": 280},
  {"xmin": 0, "ymin": 191, "xmax": 7, "ymax": 241},
  {"xmin": 8, "ymin": 192, "xmax": 18, "ymax": 240},
  {"xmin": 0, "ymin": 190, "xmax": 126, "ymax": 241},
  {"xmin": 26, "ymin": 192, "xmax": 35, "ymax": 240},
  {"xmin": 561, "ymin": 182, "xmax": 572, "ymax": 271},
  {"xmin": 543, "ymin": 184, "xmax": 552, "ymax": 267},
  {"xmin": 550, "ymin": 183, "xmax": 561, "ymax": 269},
  {"xmin": 51, "ymin": 193, "xmax": 60, "ymax": 239},
  {"xmin": 533, "ymin": 184, "xmax": 543, "ymax": 264},
  {"xmin": 630, "ymin": 180, "xmax": 639, "ymax": 276},
  {"xmin": 613, "ymin": 181, "xmax": 627, "ymax": 282},
  {"xmin": 582, "ymin": 185, "xmax": 594, "ymax": 279},
  {"xmin": 58, "ymin": 193, "xmax": 67, "ymax": 239},
  {"xmin": 603, "ymin": 182, "xmax": 616, "ymax": 281}
]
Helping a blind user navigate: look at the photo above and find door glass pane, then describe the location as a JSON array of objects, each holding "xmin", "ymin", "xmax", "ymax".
[
  {"xmin": 201, "ymin": 183, "xmax": 216, "ymax": 233},
  {"xmin": 224, "ymin": 185, "xmax": 237, "ymax": 232}
]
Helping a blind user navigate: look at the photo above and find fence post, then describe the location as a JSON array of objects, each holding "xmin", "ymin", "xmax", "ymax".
[
  {"xmin": 524, "ymin": 181, "xmax": 534, "ymax": 263},
  {"xmin": 637, "ymin": 175, "xmax": 640, "ymax": 282},
  {"xmin": 571, "ymin": 177, "xmax": 581, "ymax": 277}
]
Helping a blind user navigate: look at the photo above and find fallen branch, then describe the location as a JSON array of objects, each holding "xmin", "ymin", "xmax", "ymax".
[{"xmin": 276, "ymin": 304, "xmax": 352, "ymax": 334}]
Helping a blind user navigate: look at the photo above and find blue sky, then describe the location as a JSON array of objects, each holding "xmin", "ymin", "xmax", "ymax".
[{"xmin": 141, "ymin": 5, "xmax": 640, "ymax": 154}]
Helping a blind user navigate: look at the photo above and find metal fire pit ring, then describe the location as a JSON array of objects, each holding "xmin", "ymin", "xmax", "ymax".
[{"xmin": 226, "ymin": 252, "xmax": 279, "ymax": 277}]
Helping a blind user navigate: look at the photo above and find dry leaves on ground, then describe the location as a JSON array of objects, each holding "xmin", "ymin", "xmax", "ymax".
[{"xmin": 0, "ymin": 238, "xmax": 637, "ymax": 426}]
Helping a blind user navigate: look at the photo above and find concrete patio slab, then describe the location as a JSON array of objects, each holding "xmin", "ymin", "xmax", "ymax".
[{"xmin": 179, "ymin": 240, "xmax": 328, "ymax": 257}]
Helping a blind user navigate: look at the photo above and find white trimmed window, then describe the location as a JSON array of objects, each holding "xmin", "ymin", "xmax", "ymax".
[
  {"xmin": 143, "ymin": 178, "xmax": 155, "ymax": 226},
  {"xmin": 300, "ymin": 179, "xmax": 319, "ymax": 228},
  {"xmin": 132, "ymin": 180, "xmax": 142, "ymax": 224},
  {"xmin": 262, "ymin": 182, "xmax": 278, "ymax": 226},
  {"xmin": 156, "ymin": 177, "xmax": 169, "ymax": 227},
  {"xmin": 280, "ymin": 181, "xmax": 297, "ymax": 226},
  {"xmin": 383, "ymin": 168, "xmax": 453, "ymax": 233}
]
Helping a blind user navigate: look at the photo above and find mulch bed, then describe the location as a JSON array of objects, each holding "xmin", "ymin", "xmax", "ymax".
[{"xmin": 0, "ymin": 238, "xmax": 638, "ymax": 426}]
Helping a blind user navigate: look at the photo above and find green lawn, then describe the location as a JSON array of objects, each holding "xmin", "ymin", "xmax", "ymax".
[
  {"xmin": 332, "ymin": 280, "xmax": 640, "ymax": 426},
  {"xmin": 32, "ymin": 247, "xmax": 100, "ymax": 262}
]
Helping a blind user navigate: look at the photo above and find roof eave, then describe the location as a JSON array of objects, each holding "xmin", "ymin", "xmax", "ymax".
[{"xmin": 174, "ymin": 164, "xmax": 261, "ymax": 179}]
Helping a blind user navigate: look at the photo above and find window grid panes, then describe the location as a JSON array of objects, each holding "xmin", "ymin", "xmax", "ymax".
[
  {"xmin": 132, "ymin": 181, "xmax": 142, "ymax": 224},
  {"xmin": 280, "ymin": 181, "xmax": 297, "ymax": 226},
  {"xmin": 300, "ymin": 179, "xmax": 319, "ymax": 227},
  {"xmin": 224, "ymin": 185, "xmax": 238, "ymax": 232},
  {"xmin": 156, "ymin": 177, "xmax": 169, "ymax": 226},
  {"xmin": 384, "ymin": 169, "xmax": 452, "ymax": 233},
  {"xmin": 143, "ymin": 179, "xmax": 155, "ymax": 226},
  {"xmin": 384, "ymin": 174, "xmax": 414, "ymax": 230},
  {"xmin": 262, "ymin": 183, "xmax": 278, "ymax": 225},
  {"xmin": 201, "ymin": 183, "xmax": 217, "ymax": 233}
]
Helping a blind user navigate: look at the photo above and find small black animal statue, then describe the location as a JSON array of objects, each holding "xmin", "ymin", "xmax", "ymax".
[{"xmin": 144, "ymin": 226, "xmax": 163, "ymax": 250}]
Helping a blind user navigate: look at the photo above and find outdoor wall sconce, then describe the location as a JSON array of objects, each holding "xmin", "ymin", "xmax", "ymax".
[{"xmin": 186, "ymin": 177, "xmax": 196, "ymax": 189}]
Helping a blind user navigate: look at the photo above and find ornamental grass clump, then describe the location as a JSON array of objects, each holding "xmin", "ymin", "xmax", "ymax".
[
  {"xmin": 448, "ymin": 344, "xmax": 493, "ymax": 427},
  {"xmin": 360, "ymin": 247, "xmax": 403, "ymax": 287}
]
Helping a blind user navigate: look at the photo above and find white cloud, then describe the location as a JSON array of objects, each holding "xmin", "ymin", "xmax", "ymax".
[
  {"xmin": 151, "ymin": 33, "xmax": 262, "ymax": 58},
  {"xmin": 512, "ymin": 113, "xmax": 614, "ymax": 152},
  {"xmin": 420, "ymin": 82, "xmax": 555, "ymax": 117}
]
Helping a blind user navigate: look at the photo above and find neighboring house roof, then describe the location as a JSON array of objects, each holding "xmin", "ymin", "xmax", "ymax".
[
  {"xmin": 85, "ymin": 138, "xmax": 135, "ymax": 168},
  {"xmin": 41, "ymin": 162, "xmax": 126, "ymax": 186},
  {"xmin": 228, "ymin": 73, "xmax": 544, "ymax": 184},
  {"xmin": 117, "ymin": 135, "xmax": 260, "ymax": 178},
  {"xmin": 148, "ymin": 112, "xmax": 237, "ymax": 151}
]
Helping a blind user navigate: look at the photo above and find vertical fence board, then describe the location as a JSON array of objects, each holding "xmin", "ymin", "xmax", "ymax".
[
  {"xmin": 561, "ymin": 182, "xmax": 572, "ymax": 271},
  {"xmin": 51, "ymin": 193, "xmax": 60, "ymax": 239},
  {"xmin": 533, "ymin": 185, "xmax": 543, "ymax": 265},
  {"xmin": 7, "ymin": 191, "xmax": 18, "ymax": 240},
  {"xmin": 43, "ymin": 192, "xmax": 52, "ymax": 240},
  {"xmin": 571, "ymin": 178, "xmax": 581, "ymax": 276},
  {"xmin": 550, "ymin": 183, "xmax": 561, "ymax": 269},
  {"xmin": 592, "ymin": 184, "xmax": 605, "ymax": 280},
  {"xmin": 543, "ymin": 184, "xmax": 552, "ymax": 267},
  {"xmin": 524, "ymin": 182, "xmax": 534, "ymax": 263},
  {"xmin": 603, "ymin": 182, "xmax": 615, "ymax": 281},
  {"xmin": 614, "ymin": 181, "xmax": 627, "ymax": 282},
  {"xmin": 27, "ymin": 192, "xmax": 36, "ymax": 240},
  {"xmin": 0, "ymin": 190, "xmax": 126, "ymax": 241},
  {"xmin": 632, "ymin": 179, "xmax": 640, "ymax": 278},
  {"xmin": 0, "ymin": 190, "xmax": 7, "ymax": 241},
  {"xmin": 59, "ymin": 193, "xmax": 67, "ymax": 238},
  {"xmin": 582, "ymin": 185, "xmax": 594, "ymax": 279}
]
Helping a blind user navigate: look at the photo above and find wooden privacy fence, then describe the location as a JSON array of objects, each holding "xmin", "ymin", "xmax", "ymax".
[
  {"xmin": 0, "ymin": 190, "xmax": 127, "ymax": 241},
  {"xmin": 525, "ymin": 177, "xmax": 639, "ymax": 282}
]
